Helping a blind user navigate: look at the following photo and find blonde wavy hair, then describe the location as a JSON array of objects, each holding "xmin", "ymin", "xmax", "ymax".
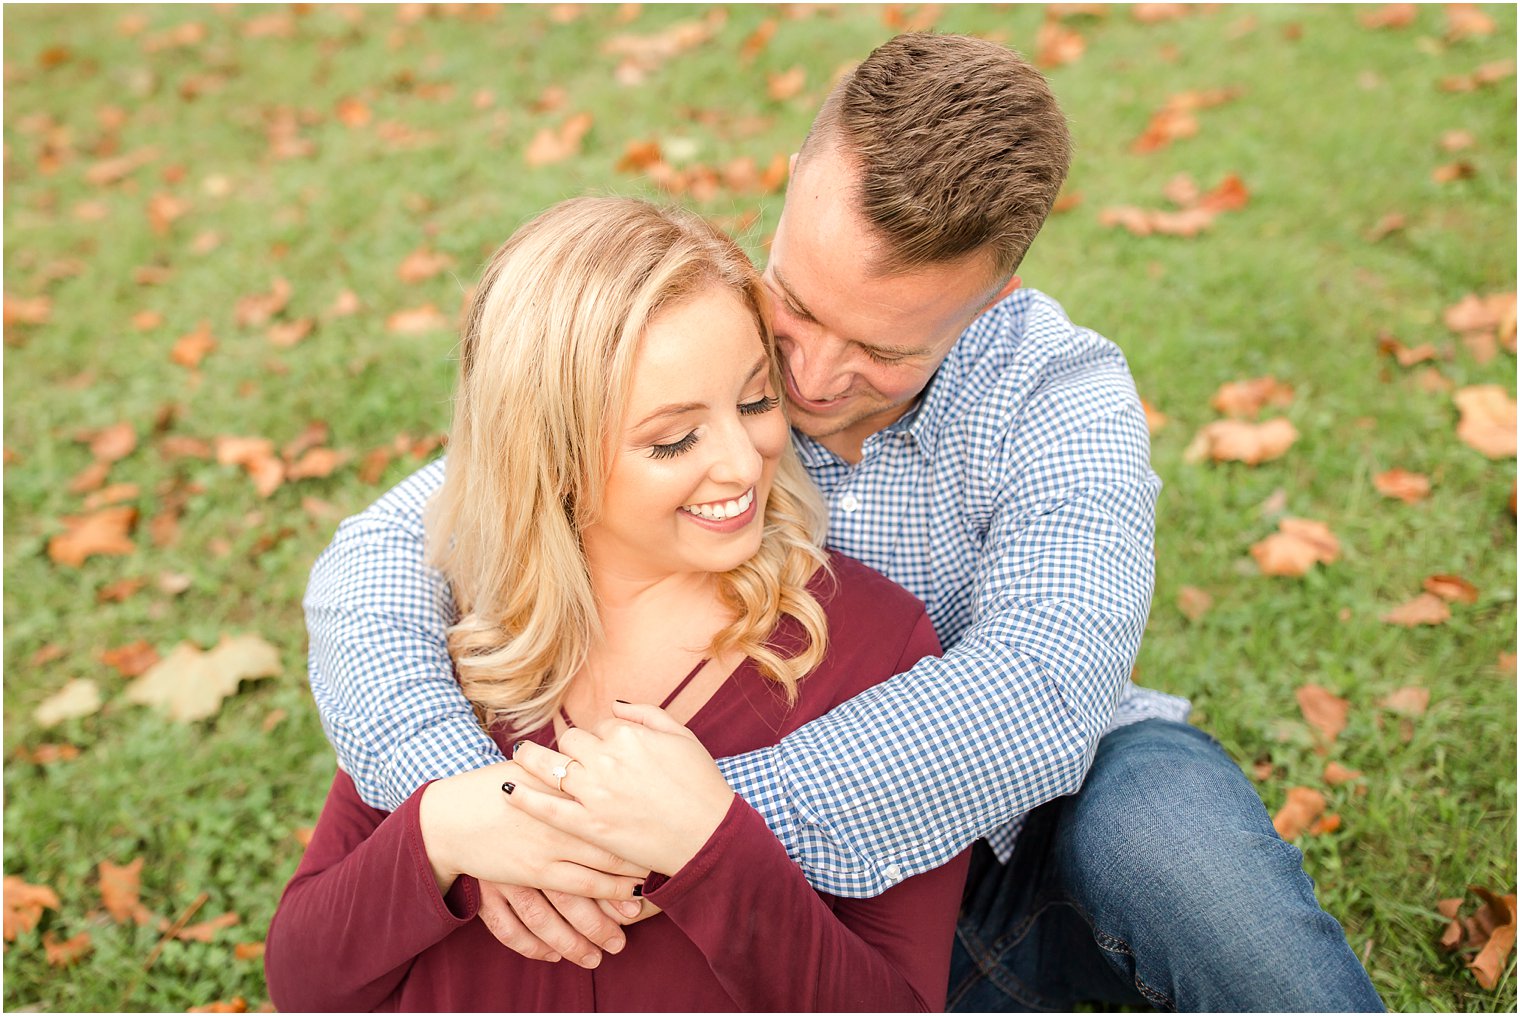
[{"xmin": 426, "ymin": 196, "xmax": 831, "ymax": 734}]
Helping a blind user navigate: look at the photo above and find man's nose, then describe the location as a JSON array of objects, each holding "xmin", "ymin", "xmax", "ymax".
[{"xmin": 784, "ymin": 333, "xmax": 850, "ymax": 403}]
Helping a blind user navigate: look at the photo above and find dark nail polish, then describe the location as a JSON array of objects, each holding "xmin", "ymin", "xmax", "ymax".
[
  {"xmin": 511, "ymin": 740, "xmax": 524, "ymax": 756},
  {"xmin": 632, "ymin": 884, "xmax": 643, "ymax": 898},
  {"xmin": 615, "ymin": 699, "xmax": 630, "ymax": 705},
  {"xmin": 501, "ymin": 781, "xmax": 516, "ymax": 795}
]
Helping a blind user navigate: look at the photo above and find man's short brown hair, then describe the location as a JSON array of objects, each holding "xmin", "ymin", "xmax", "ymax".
[{"xmin": 800, "ymin": 32, "xmax": 1072, "ymax": 281}]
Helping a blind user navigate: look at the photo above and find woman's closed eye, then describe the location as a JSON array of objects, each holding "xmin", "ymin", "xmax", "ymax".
[
  {"xmin": 648, "ymin": 431, "xmax": 698, "ymax": 460},
  {"xmin": 739, "ymin": 394, "xmax": 779, "ymax": 416}
]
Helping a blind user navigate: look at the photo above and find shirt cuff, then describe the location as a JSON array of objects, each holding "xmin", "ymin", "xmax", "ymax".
[
  {"xmin": 714, "ymin": 743, "xmax": 800, "ymax": 864},
  {"xmin": 398, "ymin": 781, "xmax": 483, "ymax": 926},
  {"xmin": 642, "ymin": 795, "xmax": 775, "ymax": 908}
]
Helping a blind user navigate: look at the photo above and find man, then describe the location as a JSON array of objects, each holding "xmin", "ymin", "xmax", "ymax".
[{"xmin": 306, "ymin": 33, "xmax": 1383, "ymax": 1011}]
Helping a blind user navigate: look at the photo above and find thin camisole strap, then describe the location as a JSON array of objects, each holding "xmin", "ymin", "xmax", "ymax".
[
  {"xmin": 556, "ymin": 658, "xmax": 710, "ymax": 732},
  {"xmin": 658, "ymin": 658, "xmax": 709, "ymax": 710}
]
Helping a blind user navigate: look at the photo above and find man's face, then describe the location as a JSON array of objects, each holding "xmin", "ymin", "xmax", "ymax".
[{"xmin": 762, "ymin": 146, "xmax": 1019, "ymax": 462}]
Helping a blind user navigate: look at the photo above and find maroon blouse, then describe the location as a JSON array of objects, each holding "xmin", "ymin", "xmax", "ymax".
[{"xmin": 266, "ymin": 553, "xmax": 970, "ymax": 1012}]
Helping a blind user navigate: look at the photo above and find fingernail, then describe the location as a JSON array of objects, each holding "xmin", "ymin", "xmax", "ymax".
[
  {"xmin": 545, "ymin": 953, "xmax": 561, "ymax": 962},
  {"xmin": 614, "ymin": 699, "xmax": 630, "ymax": 705},
  {"xmin": 580, "ymin": 953, "xmax": 602, "ymax": 969},
  {"xmin": 511, "ymin": 740, "xmax": 524, "ymax": 756},
  {"xmin": 605, "ymin": 936, "xmax": 626, "ymax": 954},
  {"xmin": 632, "ymin": 883, "xmax": 643, "ymax": 898},
  {"xmin": 617, "ymin": 899, "xmax": 642, "ymax": 918},
  {"xmin": 501, "ymin": 781, "xmax": 516, "ymax": 795}
]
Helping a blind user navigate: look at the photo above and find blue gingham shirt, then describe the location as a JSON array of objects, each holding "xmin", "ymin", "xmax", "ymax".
[{"xmin": 305, "ymin": 287, "xmax": 1190, "ymax": 898}]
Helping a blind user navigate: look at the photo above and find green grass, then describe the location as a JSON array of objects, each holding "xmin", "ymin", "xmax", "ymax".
[{"xmin": 4, "ymin": 4, "xmax": 1515, "ymax": 1011}]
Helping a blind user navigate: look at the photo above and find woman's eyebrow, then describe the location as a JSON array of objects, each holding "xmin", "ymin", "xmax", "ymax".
[{"xmin": 633, "ymin": 358, "xmax": 767, "ymax": 429}]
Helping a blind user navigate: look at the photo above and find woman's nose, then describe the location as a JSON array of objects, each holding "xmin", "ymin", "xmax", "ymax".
[{"xmin": 708, "ymin": 419, "xmax": 763, "ymax": 489}]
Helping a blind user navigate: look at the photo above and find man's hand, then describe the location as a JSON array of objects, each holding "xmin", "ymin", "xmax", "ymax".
[{"xmin": 477, "ymin": 883, "xmax": 654, "ymax": 968}]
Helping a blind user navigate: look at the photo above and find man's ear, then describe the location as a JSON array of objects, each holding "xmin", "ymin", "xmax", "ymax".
[
  {"xmin": 979, "ymin": 275, "xmax": 1022, "ymax": 315},
  {"xmin": 788, "ymin": 152, "xmax": 799, "ymax": 178}
]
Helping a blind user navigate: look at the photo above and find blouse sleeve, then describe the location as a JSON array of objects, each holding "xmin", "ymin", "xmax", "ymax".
[
  {"xmin": 264, "ymin": 772, "xmax": 480, "ymax": 1012},
  {"xmin": 646, "ymin": 608, "xmax": 969, "ymax": 1011}
]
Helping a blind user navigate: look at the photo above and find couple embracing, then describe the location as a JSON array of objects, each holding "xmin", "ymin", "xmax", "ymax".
[{"xmin": 265, "ymin": 33, "xmax": 1383, "ymax": 1013}]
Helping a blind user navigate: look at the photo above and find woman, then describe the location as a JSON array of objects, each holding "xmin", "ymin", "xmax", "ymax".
[{"xmin": 265, "ymin": 197, "xmax": 968, "ymax": 1012}]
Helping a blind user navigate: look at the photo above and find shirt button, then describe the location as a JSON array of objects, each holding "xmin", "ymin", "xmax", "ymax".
[
  {"xmin": 883, "ymin": 863, "xmax": 903, "ymax": 881},
  {"xmin": 840, "ymin": 493, "xmax": 861, "ymax": 513}
]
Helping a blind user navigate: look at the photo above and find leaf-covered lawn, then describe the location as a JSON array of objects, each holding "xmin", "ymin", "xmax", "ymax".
[{"xmin": 4, "ymin": 4, "xmax": 1515, "ymax": 1011}]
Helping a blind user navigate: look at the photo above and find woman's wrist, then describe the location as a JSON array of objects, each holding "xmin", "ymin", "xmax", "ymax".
[{"xmin": 417, "ymin": 780, "xmax": 461, "ymax": 895}]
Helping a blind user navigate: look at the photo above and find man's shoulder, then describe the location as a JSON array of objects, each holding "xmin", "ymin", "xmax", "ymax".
[{"xmin": 954, "ymin": 286, "xmax": 1127, "ymax": 383}]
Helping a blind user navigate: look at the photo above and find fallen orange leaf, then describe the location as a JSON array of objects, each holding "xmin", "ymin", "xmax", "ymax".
[
  {"xmin": 1186, "ymin": 418, "xmax": 1299, "ymax": 466},
  {"xmin": 1365, "ymin": 212, "xmax": 1407, "ymax": 242},
  {"xmin": 1296, "ymin": 684, "xmax": 1350, "ymax": 743},
  {"xmin": 766, "ymin": 66, "xmax": 806, "ymax": 101},
  {"xmin": 1140, "ymin": 398, "xmax": 1168, "ymax": 435},
  {"xmin": 1210, "ymin": 376, "xmax": 1294, "ymax": 417},
  {"xmin": 1373, "ymin": 468, "xmax": 1432, "ymax": 503},
  {"xmin": 1308, "ymin": 813, "xmax": 1342, "ymax": 836},
  {"xmin": 386, "ymin": 304, "xmax": 450, "ymax": 335},
  {"xmin": 1446, "ymin": 2, "xmax": 1496, "ymax": 38},
  {"xmin": 1424, "ymin": 574, "xmax": 1479, "ymax": 604},
  {"xmin": 1433, "ymin": 161, "xmax": 1477, "ymax": 184},
  {"xmin": 34, "ymin": 678, "xmax": 103, "ymax": 727},
  {"xmin": 1453, "ymin": 385, "xmax": 1516, "ymax": 458},
  {"xmin": 1376, "ymin": 332, "xmax": 1438, "ymax": 367},
  {"xmin": 1176, "ymin": 586, "xmax": 1213, "ymax": 622},
  {"xmin": 100, "ymin": 640, "xmax": 160, "ymax": 677},
  {"xmin": 5, "ymin": 292, "xmax": 53, "ymax": 327},
  {"xmin": 525, "ymin": 111, "xmax": 593, "ymax": 167},
  {"xmin": 1252, "ymin": 517, "xmax": 1340, "ymax": 578},
  {"xmin": 1272, "ymin": 786, "xmax": 1327, "ymax": 839},
  {"xmin": 125, "ymin": 635, "xmax": 282, "ymax": 723},
  {"xmin": 1360, "ymin": 3, "xmax": 1417, "ymax": 28},
  {"xmin": 233, "ymin": 941, "xmax": 266, "ymax": 961},
  {"xmin": 48, "ymin": 505, "xmax": 137, "ymax": 566},
  {"xmin": 99, "ymin": 858, "xmax": 155, "ymax": 925},
  {"xmin": 170, "ymin": 321, "xmax": 217, "ymax": 369},
  {"xmin": 215, "ymin": 436, "xmax": 285, "ymax": 497},
  {"xmin": 1324, "ymin": 761, "xmax": 1363, "ymax": 785},
  {"xmin": 188, "ymin": 999, "xmax": 249, "ymax": 1014},
  {"xmin": 1468, "ymin": 889, "xmax": 1517, "ymax": 990},
  {"xmin": 1378, "ymin": 686, "xmax": 1430, "ymax": 717},
  {"xmin": 176, "ymin": 911, "xmax": 239, "ymax": 942},
  {"xmin": 234, "ymin": 278, "xmax": 292, "ymax": 328},
  {"xmin": 1381, "ymin": 592, "xmax": 1451, "ymax": 627},
  {"xmin": 267, "ymin": 318, "xmax": 313, "ymax": 348},
  {"xmin": 397, "ymin": 247, "xmax": 454, "ymax": 284},
  {"xmin": 3, "ymin": 876, "xmax": 60, "ymax": 940},
  {"xmin": 286, "ymin": 448, "xmax": 349, "ymax": 480},
  {"xmin": 86, "ymin": 422, "xmax": 137, "ymax": 463},
  {"xmin": 42, "ymin": 929, "xmax": 93, "ymax": 967},
  {"xmin": 1035, "ymin": 20, "xmax": 1086, "ymax": 68}
]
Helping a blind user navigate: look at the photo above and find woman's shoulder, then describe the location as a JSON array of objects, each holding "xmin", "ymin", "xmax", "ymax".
[{"xmin": 809, "ymin": 550, "xmax": 929, "ymax": 626}]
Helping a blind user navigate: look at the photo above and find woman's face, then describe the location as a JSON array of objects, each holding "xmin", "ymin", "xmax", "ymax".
[{"xmin": 581, "ymin": 284, "xmax": 789, "ymax": 584}]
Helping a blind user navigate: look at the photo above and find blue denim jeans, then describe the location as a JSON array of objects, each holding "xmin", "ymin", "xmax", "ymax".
[{"xmin": 948, "ymin": 720, "xmax": 1385, "ymax": 1012}]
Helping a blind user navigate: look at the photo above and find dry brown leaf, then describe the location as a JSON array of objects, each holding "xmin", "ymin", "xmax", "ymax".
[
  {"xmin": 96, "ymin": 577, "xmax": 146, "ymax": 603},
  {"xmin": 286, "ymin": 448, "xmax": 348, "ymax": 480},
  {"xmin": 1140, "ymin": 398, "xmax": 1168, "ymax": 435},
  {"xmin": 1381, "ymin": 592, "xmax": 1452, "ymax": 627},
  {"xmin": 235, "ymin": 278, "xmax": 292, "ymax": 329},
  {"xmin": 1360, "ymin": 3, "xmax": 1417, "ymax": 28},
  {"xmin": 171, "ymin": 321, "xmax": 217, "ymax": 369},
  {"xmin": 1365, "ymin": 212, "xmax": 1407, "ymax": 242},
  {"xmin": 4, "ymin": 876, "xmax": 61, "ymax": 941},
  {"xmin": 1296, "ymin": 684, "xmax": 1350, "ymax": 743},
  {"xmin": 1210, "ymin": 376, "xmax": 1294, "ymax": 417},
  {"xmin": 1441, "ymin": 59, "xmax": 1518, "ymax": 92},
  {"xmin": 1132, "ymin": 3, "xmax": 1190, "ymax": 23},
  {"xmin": 99, "ymin": 858, "xmax": 155, "ymax": 925},
  {"xmin": 1376, "ymin": 332, "xmax": 1439, "ymax": 367},
  {"xmin": 386, "ymin": 304, "xmax": 449, "ymax": 334},
  {"xmin": 267, "ymin": 318, "xmax": 313, "ymax": 348},
  {"xmin": 1441, "ymin": 129, "xmax": 1477, "ymax": 152},
  {"xmin": 68, "ymin": 460, "xmax": 111, "ymax": 495},
  {"xmin": 34, "ymin": 678, "xmax": 104, "ymax": 727},
  {"xmin": 1379, "ymin": 686, "xmax": 1430, "ymax": 717},
  {"xmin": 766, "ymin": 66, "xmax": 806, "ymax": 101},
  {"xmin": 1453, "ymin": 385, "xmax": 1517, "ymax": 458},
  {"xmin": 1132, "ymin": 89, "xmax": 1240, "ymax": 153},
  {"xmin": 233, "ymin": 941, "xmax": 266, "ymax": 961},
  {"xmin": 1433, "ymin": 161, "xmax": 1477, "ymax": 184},
  {"xmin": 1468, "ymin": 889, "xmax": 1517, "ymax": 989},
  {"xmin": 215, "ymin": 436, "xmax": 285, "ymax": 497},
  {"xmin": 525, "ymin": 112, "xmax": 593, "ymax": 167},
  {"xmin": 1052, "ymin": 190, "xmax": 1084, "ymax": 215},
  {"xmin": 125, "ymin": 634, "xmax": 282, "ymax": 722},
  {"xmin": 615, "ymin": 139, "xmax": 664, "ymax": 173},
  {"xmin": 739, "ymin": 18, "xmax": 777, "ymax": 61},
  {"xmin": 1373, "ymin": 468, "xmax": 1432, "ymax": 503},
  {"xmin": 1446, "ymin": 2, "xmax": 1496, "ymax": 38},
  {"xmin": 1425, "ymin": 574, "xmax": 1479, "ymax": 604},
  {"xmin": 5, "ymin": 292, "xmax": 53, "ymax": 328},
  {"xmin": 1176, "ymin": 586, "xmax": 1213, "ymax": 622},
  {"xmin": 48, "ymin": 505, "xmax": 137, "ymax": 566},
  {"xmin": 83, "ymin": 483, "xmax": 141, "ymax": 510},
  {"xmin": 1186, "ymin": 418, "xmax": 1298, "ymax": 466},
  {"xmin": 83, "ymin": 422, "xmax": 136, "ymax": 463},
  {"xmin": 1324, "ymin": 761, "xmax": 1363, "ymax": 785},
  {"xmin": 176, "ymin": 911, "xmax": 240, "ymax": 942},
  {"xmin": 335, "ymin": 96, "xmax": 371, "ymax": 128},
  {"xmin": 100, "ymin": 640, "xmax": 161, "ymax": 678},
  {"xmin": 397, "ymin": 247, "xmax": 454, "ymax": 284},
  {"xmin": 326, "ymin": 289, "xmax": 361, "ymax": 318},
  {"xmin": 1308, "ymin": 813, "xmax": 1342, "ymax": 836},
  {"xmin": 13, "ymin": 743, "xmax": 81, "ymax": 764},
  {"xmin": 359, "ymin": 446, "xmax": 394, "ymax": 484},
  {"xmin": 1035, "ymin": 21, "xmax": 1086, "ymax": 68},
  {"xmin": 602, "ymin": 9, "xmax": 726, "ymax": 72},
  {"xmin": 293, "ymin": 826, "xmax": 315, "ymax": 847},
  {"xmin": 188, "ymin": 999, "xmax": 249, "ymax": 1014},
  {"xmin": 42, "ymin": 929, "xmax": 93, "ymax": 967},
  {"xmin": 84, "ymin": 146, "xmax": 157, "ymax": 186},
  {"xmin": 1272, "ymin": 786, "xmax": 1327, "ymax": 839},
  {"xmin": 146, "ymin": 191, "xmax": 190, "ymax": 235}
]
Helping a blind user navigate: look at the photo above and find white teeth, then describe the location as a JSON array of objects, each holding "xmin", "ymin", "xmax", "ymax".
[{"xmin": 682, "ymin": 488, "xmax": 754, "ymax": 521}]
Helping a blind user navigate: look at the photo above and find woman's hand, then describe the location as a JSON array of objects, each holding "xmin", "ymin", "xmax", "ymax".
[
  {"xmin": 417, "ymin": 760, "xmax": 649, "ymax": 899},
  {"xmin": 510, "ymin": 702, "xmax": 736, "ymax": 876}
]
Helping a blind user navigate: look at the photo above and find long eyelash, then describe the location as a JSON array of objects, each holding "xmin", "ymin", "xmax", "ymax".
[
  {"xmin": 740, "ymin": 395, "xmax": 779, "ymax": 416},
  {"xmin": 649, "ymin": 432, "xmax": 698, "ymax": 460}
]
